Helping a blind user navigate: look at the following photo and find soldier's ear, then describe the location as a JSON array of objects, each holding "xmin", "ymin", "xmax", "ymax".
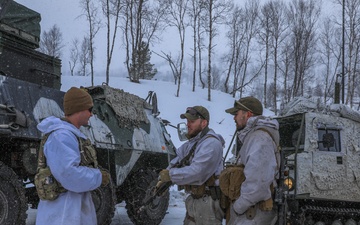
[
  {"xmin": 246, "ymin": 111, "xmax": 254, "ymax": 118},
  {"xmin": 201, "ymin": 118, "xmax": 208, "ymax": 128}
]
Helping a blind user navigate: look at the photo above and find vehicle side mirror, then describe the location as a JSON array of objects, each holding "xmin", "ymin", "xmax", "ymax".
[{"xmin": 177, "ymin": 122, "xmax": 188, "ymax": 141}]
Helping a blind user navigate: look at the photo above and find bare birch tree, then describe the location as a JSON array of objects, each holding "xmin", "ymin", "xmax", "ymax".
[
  {"xmin": 286, "ymin": 0, "xmax": 320, "ymax": 98},
  {"xmin": 101, "ymin": 0, "xmax": 122, "ymax": 84},
  {"xmin": 223, "ymin": 6, "xmax": 246, "ymax": 95},
  {"xmin": 78, "ymin": 36, "xmax": 91, "ymax": 77},
  {"xmin": 318, "ymin": 16, "xmax": 342, "ymax": 104},
  {"xmin": 230, "ymin": 0, "xmax": 261, "ymax": 98},
  {"xmin": 202, "ymin": 0, "xmax": 233, "ymax": 101},
  {"xmin": 80, "ymin": 0, "xmax": 101, "ymax": 85},
  {"xmin": 334, "ymin": 0, "xmax": 360, "ymax": 106},
  {"xmin": 188, "ymin": 0, "xmax": 205, "ymax": 91},
  {"xmin": 39, "ymin": 24, "xmax": 64, "ymax": 58},
  {"xmin": 259, "ymin": 0, "xmax": 288, "ymax": 114},
  {"xmin": 279, "ymin": 40, "xmax": 293, "ymax": 104},
  {"xmin": 166, "ymin": 0, "xmax": 189, "ymax": 97},
  {"xmin": 197, "ymin": 6, "xmax": 206, "ymax": 89},
  {"xmin": 153, "ymin": 51, "xmax": 181, "ymax": 85},
  {"xmin": 69, "ymin": 38, "xmax": 80, "ymax": 76},
  {"xmin": 258, "ymin": 4, "xmax": 272, "ymax": 108}
]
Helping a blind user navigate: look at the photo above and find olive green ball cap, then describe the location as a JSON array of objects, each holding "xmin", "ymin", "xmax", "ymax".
[
  {"xmin": 180, "ymin": 106, "xmax": 210, "ymax": 121},
  {"xmin": 225, "ymin": 96, "xmax": 263, "ymax": 115},
  {"xmin": 63, "ymin": 87, "xmax": 93, "ymax": 115}
]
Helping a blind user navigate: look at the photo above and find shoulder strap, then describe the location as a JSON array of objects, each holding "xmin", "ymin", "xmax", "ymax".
[
  {"xmin": 174, "ymin": 127, "xmax": 216, "ymax": 168},
  {"xmin": 37, "ymin": 129, "xmax": 84, "ymax": 169},
  {"xmin": 176, "ymin": 142, "xmax": 197, "ymax": 168},
  {"xmin": 257, "ymin": 128, "xmax": 277, "ymax": 145},
  {"xmin": 37, "ymin": 131, "xmax": 55, "ymax": 170},
  {"xmin": 235, "ymin": 127, "xmax": 280, "ymax": 170},
  {"xmin": 257, "ymin": 128, "xmax": 280, "ymax": 174}
]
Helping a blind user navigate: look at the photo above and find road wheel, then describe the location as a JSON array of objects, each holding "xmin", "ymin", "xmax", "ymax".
[
  {"xmin": 125, "ymin": 168, "xmax": 169, "ymax": 225},
  {"xmin": 0, "ymin": 161, "xmax": 27, "ymax": 225},
  {"xmin": 91, "ymin": 180, "xmax": 116, "ymax": 225}
]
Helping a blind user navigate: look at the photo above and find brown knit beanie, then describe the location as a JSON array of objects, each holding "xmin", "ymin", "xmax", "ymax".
[{"xmin": 63, "ymin": 87, "xmax": 93, "ymax": 115}]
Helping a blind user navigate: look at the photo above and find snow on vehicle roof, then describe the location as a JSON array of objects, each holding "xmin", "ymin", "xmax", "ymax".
[{"xmin": 280, "ymin": 96, "xmax": 360, "ymax": 123}]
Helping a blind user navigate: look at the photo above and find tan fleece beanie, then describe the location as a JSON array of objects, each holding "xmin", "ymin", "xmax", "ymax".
[{"xmin": 63, "ymin": 87, "xmax": 93, "ymax": 115}]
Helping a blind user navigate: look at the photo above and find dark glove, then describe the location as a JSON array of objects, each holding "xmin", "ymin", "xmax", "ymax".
[
  {"xmin": 100, "ymin": 169, "xmax": 111, "ymax": 187},
  {"xmin": 159, "ymin": 169, "xmax": 171, "ymax": 182}
]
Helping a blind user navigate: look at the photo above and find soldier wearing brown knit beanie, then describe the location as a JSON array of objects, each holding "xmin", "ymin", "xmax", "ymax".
[
  {"xmin": 63, "ymin": 87, "xmax": 93, "ymax": 116},
  {"xmin": 35, "ymin": 87, "xmax": 109, "ymax": 225},
  {"xmin": 63, "ymin": 87, "xmax": 94, "ymax": 128}
]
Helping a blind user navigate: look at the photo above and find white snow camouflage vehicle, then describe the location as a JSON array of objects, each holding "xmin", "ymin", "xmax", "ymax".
[{"xmin": 275, "ymin": 97, "xmax": 360, "ymax": 225}]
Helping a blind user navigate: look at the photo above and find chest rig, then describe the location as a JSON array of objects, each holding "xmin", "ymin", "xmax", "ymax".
[{"xmin": 34, "ymin": 129, "xmax": 98, "ymax": 201}]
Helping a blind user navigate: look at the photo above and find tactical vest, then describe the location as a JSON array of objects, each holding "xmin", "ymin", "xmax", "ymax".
[
  {"xmin": 34, "ymin": 130, "xmax": 98, "ymax": 201},
  {"xmin": 177, "ymin": 128, "xmax": 220, "ymax": 198}
]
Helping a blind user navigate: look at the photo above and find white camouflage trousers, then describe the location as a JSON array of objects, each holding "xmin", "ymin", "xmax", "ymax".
[
  {"xmin": 228, "ymin": 204, "xmax": 277, "ymax": 225},
  {"xmin": 183, "ymin": 195, "xmax": 224, "ymax": 225}
]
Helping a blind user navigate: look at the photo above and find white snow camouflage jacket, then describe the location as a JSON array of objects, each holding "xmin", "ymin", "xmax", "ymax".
[
  {"xmin": 35, "ymin": 116, "xmax": 102, "ymax": 225},
  {"xmin": 168, "ymin": 128, "xmax": 225, "ymax": 186},
  {"xmin": 233, "ymin": 116, "xmax": 280, "ymax": 215}
]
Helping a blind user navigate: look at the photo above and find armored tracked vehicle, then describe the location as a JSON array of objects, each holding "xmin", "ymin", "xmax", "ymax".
[
  {"xmin": 275, "ymin": 97, "xmax": 360, "ymax": 225},
  {"xmin": 0, "ymin": 1, "xmax": 176, "ymax": 225}
]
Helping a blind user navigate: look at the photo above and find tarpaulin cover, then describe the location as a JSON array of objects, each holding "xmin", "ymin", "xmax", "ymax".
[{"xmin": 0, "ymin": 0, "xmax": 41, "ymax": 39}]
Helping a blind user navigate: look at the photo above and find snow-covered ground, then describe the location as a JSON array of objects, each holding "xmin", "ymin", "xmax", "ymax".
[
  {"xmin": 26, "ymin": 189, "xmax": 225, "ymax": 225},
  {"xmin": 26, "ymin": 191, "xmax": 187, "ymax": 225},
  {"xmin": 109, "ymin": 190, "xmax": 188, "ymax": 225}
]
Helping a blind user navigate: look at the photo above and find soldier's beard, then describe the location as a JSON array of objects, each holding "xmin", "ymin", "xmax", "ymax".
[
  {"xmin": 187, "ymin": 126, "xmax": 203, "ymax": 139},
  {"xmin": 236, "ymin": 116, "xmax": 247, "ymax": 131}
]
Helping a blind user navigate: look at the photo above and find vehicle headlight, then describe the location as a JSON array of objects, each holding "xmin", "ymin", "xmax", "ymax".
[{"xmin": 284, "ymin": 177, "xmax": 295, "ymax": 191}]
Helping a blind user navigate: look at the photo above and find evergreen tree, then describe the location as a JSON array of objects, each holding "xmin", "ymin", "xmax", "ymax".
[{"xmin": 130, "ymin": 41, "xmax": 157, "ymax": 81}]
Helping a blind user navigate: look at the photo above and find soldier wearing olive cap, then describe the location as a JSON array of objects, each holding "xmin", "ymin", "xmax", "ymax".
[
  {"xmin": 157, "ymin": 106, "xmax": 225, "ymax": 225},
  {"xmin": 224, "ymin": 96, "xmax": 280, "ymax": 225}
]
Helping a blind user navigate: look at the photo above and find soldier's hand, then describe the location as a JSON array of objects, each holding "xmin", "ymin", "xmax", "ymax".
[
  {"xmin": 100, "ymin": 169, "xmax": 111, "ymax": 187},
  {"xmin": 159, "ymin": 169, "xmax": 171, "ymax": 182}
]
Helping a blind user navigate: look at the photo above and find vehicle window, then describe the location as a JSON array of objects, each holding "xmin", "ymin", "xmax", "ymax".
[{"xmin": 317, "ymin": 129, "xmax": 341, "ymax": 152}]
